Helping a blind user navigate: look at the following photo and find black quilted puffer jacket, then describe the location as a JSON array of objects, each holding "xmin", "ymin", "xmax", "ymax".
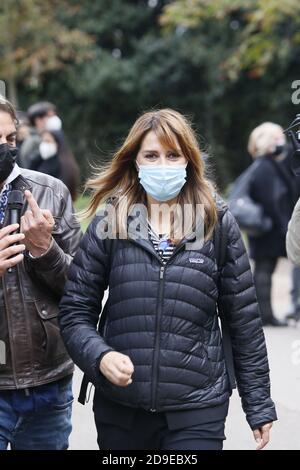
[{"xmin": 59, "ymin": 198, "xmax": 277, "ymax": 430}]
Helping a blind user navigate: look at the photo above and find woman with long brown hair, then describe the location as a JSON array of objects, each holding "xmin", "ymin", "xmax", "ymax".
[{"xmin": 59, "ymin": 109, "xmax": 277, "ymax": 450}]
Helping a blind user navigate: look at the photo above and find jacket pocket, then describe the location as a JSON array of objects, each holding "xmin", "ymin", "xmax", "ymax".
[
  {"xmin": 51, "ymin": 378, "xmax": 74, "ymax": 411},
  {"xmin": 52, "ymin": 217, "xmax": 63, "ymax": 236},
  {"xmin": 202, "ymin": 343, "xmax": 213, "ymax": 386},
  {"xmin": 32, "ymin": 299, "xmax": 69, "ymax": 366}
]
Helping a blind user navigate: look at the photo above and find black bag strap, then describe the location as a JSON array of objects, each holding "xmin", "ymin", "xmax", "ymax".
[
  {"xmin": 214, "ymin": 211, "xmax": 237, "ymax": 390},
  {"xmin": 78, "ymin": 374, "xmax": 90, "ymax": 405}
]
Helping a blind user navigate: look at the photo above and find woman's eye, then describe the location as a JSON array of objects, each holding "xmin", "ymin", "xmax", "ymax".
[
  {"xmin": 144, "ymin": 154, "xmax": 157, "ymax": 159},
  {"xmin": 168, "ymin": 153, "xmax": 180, "ymax": 159}
]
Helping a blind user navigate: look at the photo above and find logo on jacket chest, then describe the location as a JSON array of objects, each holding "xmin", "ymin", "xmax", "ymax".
[{"xmin": 188, "ymin": 257, "xmax": 205, "ymax": 264}]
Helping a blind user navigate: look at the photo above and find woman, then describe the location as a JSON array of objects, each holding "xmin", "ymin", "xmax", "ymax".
[
  {"xmin": 59, "ymin": 109, "xmax": 277, "ymax": 450},
  {"xmin": 247, "ymin": 122, "xmax": 299, "ymax": 326},
  {"xmin": 30, "ymin": 129, "xmax": 80, "ymax": 201}
]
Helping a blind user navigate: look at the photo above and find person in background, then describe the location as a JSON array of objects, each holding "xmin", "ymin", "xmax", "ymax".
[
  {"xmin": 19, "ymin": 101, "xmax": 61, "ymax": 169},
  {"xmin": 29, "ymin": 130, "xmax": 80, "ymax": 202},
  {"xmin": 15, "ymin": 112, "xmax": 30, "ymax": 158},
  {"xmin": 0, "ymin": 96, "xmax": 82, "ymax": 450},
  {"xmin": 247, "ymin": 122, "xmax": 298, "ymax": 326}
]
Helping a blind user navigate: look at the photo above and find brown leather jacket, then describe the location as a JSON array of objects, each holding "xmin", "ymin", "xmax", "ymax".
[{"xmin": 0, "ymin": 168, "xmax": 82, "ymax": 390}]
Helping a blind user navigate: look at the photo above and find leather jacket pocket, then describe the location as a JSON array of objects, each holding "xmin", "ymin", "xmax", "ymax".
[
  {"xmin": 52, "ymin": 217, "xmax": 63, "ymax": 236},
  {"xmin": 32, "ymin": 299, "xmax": 68, "ymax": 366}
]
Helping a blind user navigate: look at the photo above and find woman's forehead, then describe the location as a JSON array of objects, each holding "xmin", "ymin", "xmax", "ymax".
[{"xmin": 140, "ymin": 129, "xmax": 181, "ymax": 151}]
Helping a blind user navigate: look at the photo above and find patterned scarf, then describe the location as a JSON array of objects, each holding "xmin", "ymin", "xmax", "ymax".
[{"xmin": 0, "ymin": 183, "xmax": 12, "ymax": 226}]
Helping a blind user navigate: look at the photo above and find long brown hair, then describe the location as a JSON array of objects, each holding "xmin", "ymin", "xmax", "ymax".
[{"xmin": 83, "ymin": 108, "xmax": 218, "ymax": 243}]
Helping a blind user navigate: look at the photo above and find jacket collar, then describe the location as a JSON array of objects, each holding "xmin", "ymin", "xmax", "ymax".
[
  {"xmin": 126, "ymin": 208, "xmax": 203, "ymax": 264},
  {"xmin": 11, "ymin": 173, "xmax": 33, "ymax": 192},
  {"xmin": 1, "ymin": 173, "xmax": 33, "ymax": 228}
]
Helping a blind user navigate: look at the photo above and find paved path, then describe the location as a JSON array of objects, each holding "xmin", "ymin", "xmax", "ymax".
[{"xmin": 69, "ymin": 258, "xmax": 300, "ymax": 450}]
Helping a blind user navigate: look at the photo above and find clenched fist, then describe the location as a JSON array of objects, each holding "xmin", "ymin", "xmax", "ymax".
[{"xmin": 100, "ymin": 351, "xmax": 134, "ymax": 387}]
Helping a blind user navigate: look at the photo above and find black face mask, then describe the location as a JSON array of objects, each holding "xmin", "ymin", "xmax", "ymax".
[
  {"xmin": 272, "ymin": 144, "xmax": 285, "ymax": 156},
  {"xmin": 0, "ymin": 143, "xmax": 17, "ymax": 183}
]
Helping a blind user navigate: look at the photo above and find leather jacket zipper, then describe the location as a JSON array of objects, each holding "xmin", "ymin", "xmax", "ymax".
[{"xmin": 2, "ymin": 272, "xmax": 18, "ymax": 386}]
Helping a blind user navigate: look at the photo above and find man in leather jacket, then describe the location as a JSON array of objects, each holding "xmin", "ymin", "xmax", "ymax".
[{"xmin": 0, "ymin": 97, "xmax": 82, "ymax": 450}]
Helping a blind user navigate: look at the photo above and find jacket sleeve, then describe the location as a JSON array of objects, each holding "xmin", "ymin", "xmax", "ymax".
[
  {"xmin": 249, "ymin": 161, "xmax": 286, "ymax": 236},
  {"xmin": 218, "ymin": 209, "xmax": 277, "ymax": 430},
  {"xmin": 286, "ymin": 198, "xmax": 300, "ymax": 266},
  {"xmin": 24, "ymin": 183, "xmax": 83, "ymax": 298},
  {"xmin": 58, "ymin": 215, "xmax": 115, "ymax": 386}
]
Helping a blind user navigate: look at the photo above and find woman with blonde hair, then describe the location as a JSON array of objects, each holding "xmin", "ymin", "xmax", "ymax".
[
  {"xmin": 59, "ymin": 109, "xmax": 276, "ymax": 450},
  {"xmin": 247, "ymin": 122, "xmax": 299, "ymax": 326}
]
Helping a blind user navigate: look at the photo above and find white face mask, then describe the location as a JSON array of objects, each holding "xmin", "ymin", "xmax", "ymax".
[
  {"xmin": 45, "ymin": 115, "xmax": 62, "ymax": 132},
  {"xmin": 39, "ymin": 142, "xmax": 57, "ymax": 160}
]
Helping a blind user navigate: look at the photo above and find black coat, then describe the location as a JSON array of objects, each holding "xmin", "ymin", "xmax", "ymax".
[
  {"xmin": 248, "ymin": 155, "xmax": 299, "ymax": 260},
  {"xmin": 29, "ymin": 153, "xmax": 61, "ymax": 180},
  {"xmin": 59, "ymin": 197, "xmax": 277, "ymax": 430}
]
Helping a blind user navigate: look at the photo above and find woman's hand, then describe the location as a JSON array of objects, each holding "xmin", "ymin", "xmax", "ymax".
[
  {"xmin": 253, "ymin": 422, "xmax": 273, "ymax": 450},
  {"xmin": 100, "ymin": 351, "xmax": 134, "ymax": 387}
]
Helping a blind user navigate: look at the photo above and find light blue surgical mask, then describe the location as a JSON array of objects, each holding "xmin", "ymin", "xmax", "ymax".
[{"xmin": 136, "ymin": 163, "xmax": 188, "ymax": 201}]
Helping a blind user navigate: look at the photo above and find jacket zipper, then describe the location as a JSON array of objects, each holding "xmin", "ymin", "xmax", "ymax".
[
  {"xmin": 150, "ymin": 264, "xmax": 165, "ymax": 412},
  {"xmin": 128, "ymin": 237, "xmax": 188, "ymax": 413},
  {"xmin": 2, "ymin": 273, "xmax": 18, "ymax": 387},
  {"xmin": 16, "ymin": 262, "xmax": 35, "ymax": 383}
]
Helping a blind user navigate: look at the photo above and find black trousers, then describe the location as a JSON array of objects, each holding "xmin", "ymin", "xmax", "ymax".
[
  {"xmin": 253, "ymin": 257, "xmax": 278, "ymax": 322},
  {"xmin": 95, "ymin": 408, "xmax": 226, "ymax": 450}
]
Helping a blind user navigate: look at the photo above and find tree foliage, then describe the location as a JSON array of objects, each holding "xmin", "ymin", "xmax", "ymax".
[
  {"xmin": 1, "ymin": 0, "xmax": 299, "ymax": 188},
  {"xmin": 0, "ymin": 0, "xmax": 93, "ymax": 103}
]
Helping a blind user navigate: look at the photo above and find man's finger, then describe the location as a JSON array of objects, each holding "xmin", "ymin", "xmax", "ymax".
[
  {"xmin": 24, "ymin": 190, "xmax": 42, "ymax": 219},
  {"xmin": 23, "ymin": 210, "xmax": 35, "ymax": 225},
  {"xmin": 41, "ymin": 209, "xmax": 55, "ymax": 225},
  {"xmin": 0, "ymin": 253, "xmax": 24, "ymax": 271},
  {"xmin": 0, "ymin": 224, "xmax": 20, "ymax": 240},
  {"xmin": 0, "ymin": 244, "xmax": 26, "ymax": 261},
  {"xmin": 0, "ymin": 233, "xmax": 25, "ymax": 251},
  {"xmin": 20, "ymin": 215, "xmax": 29, "ymax": 234}
]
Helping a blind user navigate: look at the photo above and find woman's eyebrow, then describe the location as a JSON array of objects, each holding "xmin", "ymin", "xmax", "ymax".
[{"xmin": 142, "ymin": 149, "xmax": 182, "ymax": 153}]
